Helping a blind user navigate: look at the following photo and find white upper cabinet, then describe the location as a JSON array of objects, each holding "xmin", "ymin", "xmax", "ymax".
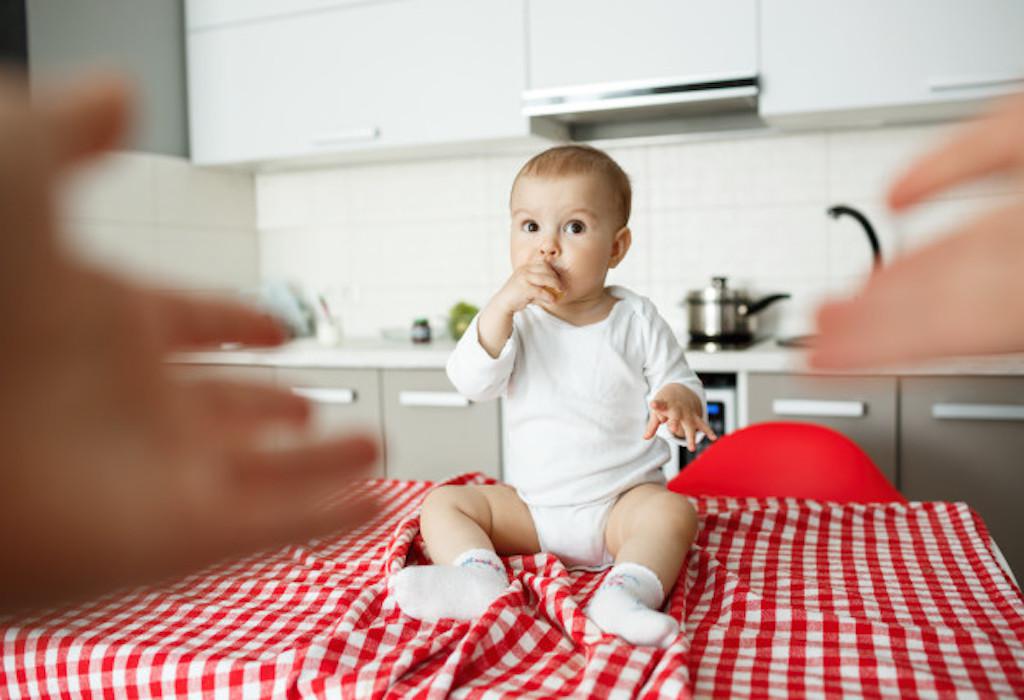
[
  {"xmin": 527, "ymin": 0, "xmax": 757, "ymax": 90},
  {"xmin": 187, "ymin": 0, "xmax": 541, "ymax": 166},
  {"xmin": 186, "ymin": 0, "xmax": 383, "ymax": 30},
  {"xmin": 523, "ymin": 0, "xmax": 758, "ymax": 121},
  {"xmin": 760, "ymin": 0, "xmax": 1024, "ymax": 127}
]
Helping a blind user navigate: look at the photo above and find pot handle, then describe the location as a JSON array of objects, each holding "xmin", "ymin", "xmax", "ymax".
[{"xmin": 741, "ymin": 293, "xmax": 791, "ymax": 316}]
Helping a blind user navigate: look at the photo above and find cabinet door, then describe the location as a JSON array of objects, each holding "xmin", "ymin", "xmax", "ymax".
[
  {"xmin": 379, "ymin": 0, "xmax": 527, "ymax": 147},
  {"xmin": 382, "ymin": 369, "xmax": 500, "ymax": 482},
  {"xmin": 277, "ymin": 368, "xmax": 384, "ymax": 478},
  {"xmin": 526, "ymin": 0, "xmax": 757, "ymax": 90},
  {"xmin": 187, "ymin": 16, "xmax": 323, "ymax": 164},
  {"xmin": 746, "ymin": 373, "xmax": 899, "ymax": 484},
  {"xmin": 900, "ymin": 376, "xmax": 1024, "ymax": 579},
  {"xmin": 186, "ymin": 0, "xmax": 366, "ymax": 30},
  {"xmin": 170, "ymin": 363, "xmax": 276, "ymax": 384},
  {"xmin": 761, "ymin": 0, "xmax": 1024, "ymax": 126},
  {"xmin": 188, "ymin": 0, "xmax": 528, "ymax": 165}
]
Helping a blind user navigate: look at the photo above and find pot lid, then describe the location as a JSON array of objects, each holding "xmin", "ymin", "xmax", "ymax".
[{"xmin": 686, "ymin": 276, "xmax": 747, "ymax": 303}]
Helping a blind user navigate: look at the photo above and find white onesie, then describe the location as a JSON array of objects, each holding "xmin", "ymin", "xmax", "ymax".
[{"xmin": 446, "ymin": 286, "xmax": 705, "ymax": 569}]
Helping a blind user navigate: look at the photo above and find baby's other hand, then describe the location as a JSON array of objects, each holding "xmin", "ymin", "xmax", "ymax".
[{"xmin": 643, "ymin": 385, "xmax": 718, "ymax": 452}]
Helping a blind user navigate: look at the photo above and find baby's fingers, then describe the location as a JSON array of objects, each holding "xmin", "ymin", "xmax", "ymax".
[
  {"xmin": 643, "ymin": 412, "xmax": 661, "ymax": 440},
  {"xmin": 526, "ymin": 285, "xmax": 558, "ymax": 303},
  {"xmin": 676, "ymin": 421, "xmax": 696, "ymax": 452},
  {"xmin": 525, "ymin": 270, "xmax": 563, "ymax": 292},
  {"xmin": 698, "ymin": 417, "xmax": 719, "ymax": 441}
]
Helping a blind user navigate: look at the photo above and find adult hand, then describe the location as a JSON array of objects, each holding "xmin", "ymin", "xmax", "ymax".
[
  {"xmin": 810, "ymin": 92, "xmax": 1024, "ymax": 369},
  {"xmin": 0, "ymin": 73, "xmax": 379, "ymax": 614}
]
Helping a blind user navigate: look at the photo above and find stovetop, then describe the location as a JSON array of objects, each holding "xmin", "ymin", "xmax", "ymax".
[{"xmin": 686, "ymin": 338, "xmax": 761, "ymax": 352}]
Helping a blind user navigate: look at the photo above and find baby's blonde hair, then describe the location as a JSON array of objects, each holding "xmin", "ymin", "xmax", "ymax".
[{"xmin": 512, "ymin": 145, "xmax": 632, "ymax": 228}]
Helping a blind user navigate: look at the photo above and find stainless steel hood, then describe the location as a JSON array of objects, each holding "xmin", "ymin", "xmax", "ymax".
[{"xmin": 522, "ymin": 72, "xmax": 759, "ymax": 128}]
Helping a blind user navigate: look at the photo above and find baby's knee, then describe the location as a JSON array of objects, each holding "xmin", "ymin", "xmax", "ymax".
[
  {"xmin": 654, "ymin": 492, "xmax": 697, "ymax": 536},
  {"xmin": 422, "ymin": 485, "xmax": 463, "ymax": 512},
  {"xmin": 422, "ymin": 485, "xmax": 486, "ymax": 520}
]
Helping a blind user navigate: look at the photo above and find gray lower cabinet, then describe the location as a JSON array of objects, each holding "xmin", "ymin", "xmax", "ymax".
[
  {"xmin": 276, "ymin": 368, "xmax": 385, "ymax": 478},
  {"xmin": 746, "ymin": 373, "xmax": 899, "ymax": 484},
  {"xmin": 382, "ymin": 369, "xmax": 501, "ymax": 482},
  {"xmin": 900, "ymin": 376, "xmax": 1024, "ymax": 578},
  {"xmin": 172, "ymin": 363, "xmax": 276, "ymax": 384}
]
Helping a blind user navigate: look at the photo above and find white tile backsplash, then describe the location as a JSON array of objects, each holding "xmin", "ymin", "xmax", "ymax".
[
  {"xmin": 155, "ymin": 157, "xmax": 256, "ymax": 229},
  {"xmin": 826, "ymin": 124, "xmax": 950, "ymax": 203},
  {"xmin": 255, "ymin": 124, "xmax": 1024, "ymax": 339},
  {"xmin": 256, "ymin": 169, "xmax": 314, "ymax": 229},
  {"xmin": 65, "ymin": 220, "xmax": 161, "ymax": 279},
  {"xmin": 606, "ymin": 209, "xmax": 652, "ymax": 292},
  {"xmin": 65, "ymin": 153, "xmax": 157, "ymax": 224},
  {"xmin": 61, "ymin": 152, "xmax": 258, "ymax": 292},
  {"xmin": 155, "ymin": 225, "xmax": 260, "ymax": 290},
  {"xmin": 891, "ymin": 193, "xmax": 1022, "ymax": 253}
]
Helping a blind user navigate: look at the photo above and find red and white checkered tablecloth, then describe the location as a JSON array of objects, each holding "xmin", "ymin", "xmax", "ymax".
[{"xmin": 3, "ymin": 472, "xmax": 1023, "ymax": 698}]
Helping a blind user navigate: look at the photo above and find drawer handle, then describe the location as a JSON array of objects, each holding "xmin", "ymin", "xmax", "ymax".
[
  {"xmin": 928, "ymin": 73, "xmax": 1024, "ymax": 93},
  {"xmin": 931, "ymin": 402, "xmax": 1024, "ymax": 422},
  {"xmin": 398, "ymin": 391, "xmax": 470, "ymax": 408},
  {"xmin": 772, "ymin": 399, "xmax": 865, "ymax": 418},
  {"xmin": 310, "ymin": 127, "xmax": 380, "ymax": 147},
  {"xmin": 292, "ymin": 387, "xmax": 356, "ymax": 405}
]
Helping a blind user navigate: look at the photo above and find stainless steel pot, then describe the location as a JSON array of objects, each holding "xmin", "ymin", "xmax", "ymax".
[{"xmin": 685, "ymin": 276, "xmax": 790, "ymax": 344}]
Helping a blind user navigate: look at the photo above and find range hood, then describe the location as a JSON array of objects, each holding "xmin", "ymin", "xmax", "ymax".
[{"xmin": 522, "ymin": 73, "xmax": 760, "ymax": 131}]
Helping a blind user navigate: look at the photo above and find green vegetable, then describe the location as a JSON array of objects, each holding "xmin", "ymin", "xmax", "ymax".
[{"xmin": 448, "ymin": 301, "xmax": 479, "ymax": 341}]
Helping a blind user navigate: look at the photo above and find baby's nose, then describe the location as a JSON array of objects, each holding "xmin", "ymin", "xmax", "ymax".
[{"xmin": 538, "ymin": 238, "xmax": 560, "ymax": 258}]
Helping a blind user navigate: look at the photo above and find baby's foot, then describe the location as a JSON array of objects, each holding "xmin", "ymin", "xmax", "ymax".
[
  {"xmin": 585, "ymin": 562, "xmax": 678, "ymax": 648},
  {"xmin": 392, "ymin": 548, "xmax": 508, "ymax": 621}
]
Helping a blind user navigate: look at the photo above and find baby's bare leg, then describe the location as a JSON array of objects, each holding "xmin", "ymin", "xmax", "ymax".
[
  {"xmin": 585, "ymin": 484, "xmax": 698, "ymax": 647},
  {"xmin": 420, "ymin": 484, "xmax": 540, "ymax": 564},
  {"xmin": 394, "ymin": 484, "xmax": 539, "ymax": 622},
  {"xmin": 604, "ymin": 484, "xmax": 698, "ymax": 593}
]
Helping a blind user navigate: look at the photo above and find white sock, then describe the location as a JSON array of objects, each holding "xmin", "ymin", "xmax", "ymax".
[
  {"xmin": 392, "ymin": 548, "xmax": 509, "ymax": 622},
  {"xmin": 585, "ymin": 562, "xmax": 678, "ymax": 648}
]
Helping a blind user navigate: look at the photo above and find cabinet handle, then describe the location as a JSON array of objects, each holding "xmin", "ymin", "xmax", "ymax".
[
  {"xmin": 772, "ymin": 399, "xmax": 866, "ymax": 418},
  {"xmin": 398, "ymin": 391, "xmax": 470, "ymax": 408},
  {"xmin": 931, "ymin": 402, "xmax": 1024, "ymax": 422},
  {"xmin": 310, "ymin": 127, "xmax": 380, "ymax": 147},
  {"xmin": 292, "ymin": 387, "xmax": 356, "ymax": 405},
  {"xmin": 928, "ymin": 74, "xmax": 1024, "ymax": 93}
]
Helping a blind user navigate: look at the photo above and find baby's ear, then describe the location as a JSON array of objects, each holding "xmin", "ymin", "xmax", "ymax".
[{"xmin": 609, "ymin": 226, "xmax": 632, "ymax": 268}]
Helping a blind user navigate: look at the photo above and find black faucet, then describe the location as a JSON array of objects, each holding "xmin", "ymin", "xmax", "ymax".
[{"xmin": 828, "ymin": 204, "xmax": 882, "ymax": 270}]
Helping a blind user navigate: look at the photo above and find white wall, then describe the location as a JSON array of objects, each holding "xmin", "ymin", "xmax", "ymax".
[
  {"xmin": 255, "ymin": 123, "xmax": 1023, "ymax": 340},
  {"xmin": 60, "ymin": 152, "xmax": 259, "ymax": 292},
  {"xmin": 27, "ymin": 0, "xmax": 189, "ymax": 156}
]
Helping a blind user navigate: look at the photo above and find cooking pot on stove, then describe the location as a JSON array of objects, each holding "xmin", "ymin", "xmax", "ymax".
[{"xmin": 685, "ymin": 277, "xmax": 790, "ymax": 344}]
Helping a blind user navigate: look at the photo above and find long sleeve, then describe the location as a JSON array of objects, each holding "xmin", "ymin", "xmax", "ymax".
[
  {"xmin": 445, "ymin": 315, "xmax": 518, "ymax": 402},
  {"xmin": 640, "ymin": 303, "xmax": 707, "ymax": 447}
]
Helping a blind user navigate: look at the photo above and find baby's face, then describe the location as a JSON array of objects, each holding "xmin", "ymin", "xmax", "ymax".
[{"xmin": 509, "ymin": 173, "xmax": 627, "ymax": 304}]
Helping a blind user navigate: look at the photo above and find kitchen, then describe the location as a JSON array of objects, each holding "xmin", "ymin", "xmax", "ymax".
[
  {"xmin": 4, "ymin": 1, "xmax": 1024, "ymax": 696},
  {"xmin": 24, "ymin": 0, "xmax": 1024, "ymax": 564}
]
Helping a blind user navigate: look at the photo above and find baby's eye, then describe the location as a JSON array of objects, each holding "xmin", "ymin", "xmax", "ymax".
[
  {"xmin": 563, "ymin": 220, "xmax": 586, "ymax": 235},
  {"xmin": 521, "ymin": 220, "xmax": 540, "ymax": 233}
]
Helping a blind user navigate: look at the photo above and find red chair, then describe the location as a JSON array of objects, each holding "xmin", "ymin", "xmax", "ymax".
[{"xmin": 667, "ymin": 422, "xmax": 906, "ymax": 503}]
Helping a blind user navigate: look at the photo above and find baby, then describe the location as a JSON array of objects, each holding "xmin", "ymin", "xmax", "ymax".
[{"xmin": 392, "ymin": 145, "xmax": 715, "ymax": 647}]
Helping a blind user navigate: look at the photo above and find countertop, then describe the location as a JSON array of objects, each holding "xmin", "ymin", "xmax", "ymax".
[{"xmin": 173, "ymin": 336, "xmax": 1024, "ymax": 376}]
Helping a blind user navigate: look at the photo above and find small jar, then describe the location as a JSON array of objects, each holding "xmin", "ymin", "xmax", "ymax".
[{"xmin": 411, "ymin": 318, "xmax": 432, "ymax": 344}]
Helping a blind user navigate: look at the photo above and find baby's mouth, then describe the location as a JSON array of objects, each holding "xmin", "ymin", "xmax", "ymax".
[
  {"xmin": 543, "ymin": 285, "xmax": 565, "ymax": 301},
  {"xmin": 547, "ymin": 267, "xmax": 567, "ymax": 300}
]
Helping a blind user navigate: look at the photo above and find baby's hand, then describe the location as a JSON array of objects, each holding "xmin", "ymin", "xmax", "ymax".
[
  {"xmin": 643, "ymin": 384, "xmax": 718, "ymax": 452},
  {"xmin": 493, "ymin": 261, "xmax": 564, "ymax": 315}
]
